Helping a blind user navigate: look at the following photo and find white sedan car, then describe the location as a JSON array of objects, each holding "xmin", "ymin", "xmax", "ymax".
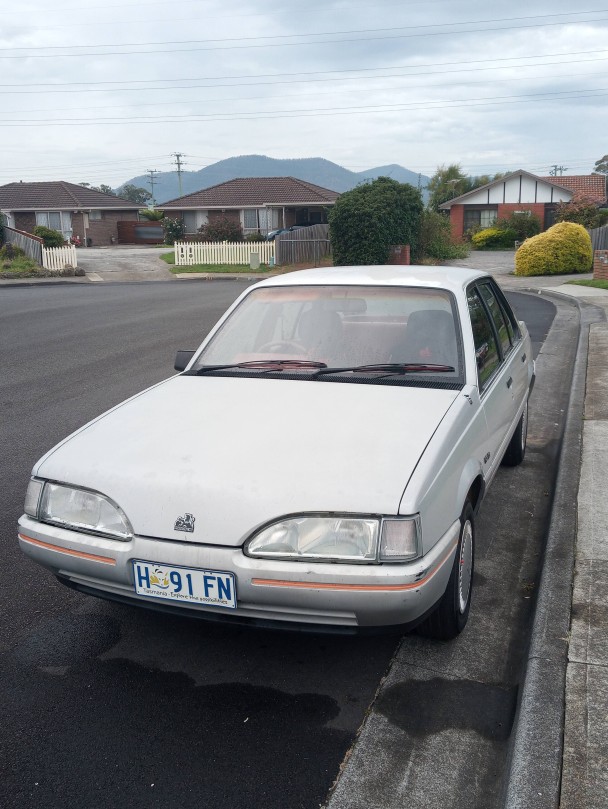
[{"xmin": 19, "ymin": 266, "xmax": 534, "ymax": 638}]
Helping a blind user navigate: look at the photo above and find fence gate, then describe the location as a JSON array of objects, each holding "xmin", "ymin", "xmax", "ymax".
[
  {"xmin": 275, "ymin": 224, "xmax": 331, "ymax": 266},
  {"xmin": 42, "ymin": 245, "xmax": 78, "ymax": 270},
  {"xmin": 589, "ymin": 225, "xmax": 608, "ymax": 251}
]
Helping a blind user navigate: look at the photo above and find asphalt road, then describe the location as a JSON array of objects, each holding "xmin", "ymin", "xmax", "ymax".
[{"xmin": 0, "ymin": 282, "xmax": 562, "ymax": 809}]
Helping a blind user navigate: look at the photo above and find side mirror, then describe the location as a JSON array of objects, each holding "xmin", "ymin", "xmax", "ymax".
[{"xmin": 174, "ymin": 350, "xmax": 195, "ymax": 371}]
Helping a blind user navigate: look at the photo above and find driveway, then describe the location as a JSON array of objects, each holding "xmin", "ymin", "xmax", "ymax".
[
  {"xmin": 76, "ymin": 246, "xmax": 174, "ymax": 282},
  {"xmin": 450, "ymin": 249, "xmax": 516, "ymax": 275}
]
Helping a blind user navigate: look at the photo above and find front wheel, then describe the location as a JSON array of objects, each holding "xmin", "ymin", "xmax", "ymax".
[{"xmin": 418, "ymin": 502, "xmax": 475, "ymax": 641}]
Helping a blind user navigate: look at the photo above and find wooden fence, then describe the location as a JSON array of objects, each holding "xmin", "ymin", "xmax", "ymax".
[
  {"xmin": 3, "ymin": 226, "xmax": 43, "ymax": 264},
  {"xmin": 589, "ymin": 225, "xmax": 608, "ymax": 251},
  {"xmin": 275, "ymin": 224, "xmax": 331, "ymax": 266},
  {"xmin": 174, "ymin": 240, "xmax": 275, "ymax": 266},
  {"xmin": 42, "ymin": 245, "xmax": 78, "ymax": 270}
]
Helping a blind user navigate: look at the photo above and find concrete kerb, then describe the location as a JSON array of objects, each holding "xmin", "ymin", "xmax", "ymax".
[{"xmin": 502, "ymin": 293, "xmax": 606, "ymax": 809}]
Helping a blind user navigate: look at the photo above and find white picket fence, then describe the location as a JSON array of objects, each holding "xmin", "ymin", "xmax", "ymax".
[
  {"xmin": 174, "ymin": 240, "xmax": 275, "ymax": 266},
  {"xmin": 42, "ymin": 245, "xmax": 78, "ymax": 270}
]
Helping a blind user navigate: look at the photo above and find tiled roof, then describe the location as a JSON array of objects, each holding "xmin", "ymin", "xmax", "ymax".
[
  {"xmin": 539, "ymin": 175, "xmax": 607, "ymax": 203},
  {"xmin": 439, "ymin": 169, "xmax": 607, "ymax": 208},
  {"xmin": 0, "ymin": 181, "xmax": 141, "ymax": 210},
  {"xmin": 162, "ymin": 177, "xmax": 340, "ymax": 208}
]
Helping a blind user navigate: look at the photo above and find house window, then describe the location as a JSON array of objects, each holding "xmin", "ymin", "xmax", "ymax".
[
  {"xmin": 89, "ymin": 210, "xmax": 102, "ymax": 220},
  {"xmin": 183, "ymin": 212, "xmax": 198, "ymax": 234},
  {"xmin": 463, "ymin": 208, "xmax": 498, "ymax": 232},
  {"xmin": 36, "ymin": 211, "xmax": 72, "ymax": 238},
  {"xmin": 243, "ymin": 210, "xmax": 259, "ymax": 229}
]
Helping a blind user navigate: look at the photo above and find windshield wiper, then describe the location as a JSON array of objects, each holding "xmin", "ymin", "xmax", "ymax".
[
  {"xmin": 314, "ymin": 362, "xmax": 455, "ymax": 376},
  {"xmin": 193, "ymin": 359, "xmax": 328, "ymax": 375}
]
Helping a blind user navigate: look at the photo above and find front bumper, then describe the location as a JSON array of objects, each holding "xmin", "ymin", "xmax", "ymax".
[{"xmin": 18, "ymin": 516, "xmax": 459, "ymax": 629}]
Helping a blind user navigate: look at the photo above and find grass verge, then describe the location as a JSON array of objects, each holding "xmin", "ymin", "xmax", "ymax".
[
  {"xmin": 0, "ymin": 255, "xmax": 50, "ymax": 278},
  {"xmin": 170, "ymin": 263, "xmax": 271, "ymax": 274},
  {"xmin": 566, "ymin": 279, "xmax": 608, "ymax": 290}
]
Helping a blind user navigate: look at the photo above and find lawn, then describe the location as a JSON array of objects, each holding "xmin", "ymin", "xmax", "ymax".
[
  {"xmin": 161, "ymin": 252, "xmax": 271, "ymax": 274},
  {"xmin": 566, "ymin": 279, "xmax": 608, "ymax": 290},
  {"xmin": 0, "ymin": 253, "xmax": 48, "ymax": 278},
  {"xmin": 161, "ymin": 252, "xmax": 334, "ymax": 275}
]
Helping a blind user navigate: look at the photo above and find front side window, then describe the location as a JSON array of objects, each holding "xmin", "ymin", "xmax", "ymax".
[
  {"xmin": 193, "ymin": 285, "xmax": 463, "ymax": 385},
  {"xmin": 467, "ymin": 288, "xmax": 500, "ymax": 391}
]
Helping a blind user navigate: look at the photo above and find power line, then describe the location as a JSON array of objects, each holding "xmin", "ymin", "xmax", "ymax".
[
  {"xmin": 5, "ymin": 64, "xmax": 608, "ymax": 117},
  {"xmin": 1, "ymin": 0, "xmax": 452, "ymax": 18},
  {"xmin": 2, "ymin": 10, "xmax": 604, "ymax": 52},
  {"xmin": 2, "ymin": 48, "xmax": 606, "ymax": 92},
  {"xmin": 2, "ymin": 85, "xmax": 606, "ymax": 127},
  {"xmin": 1, "ymin": 16, "xmax": 607, "ymax": 60}
]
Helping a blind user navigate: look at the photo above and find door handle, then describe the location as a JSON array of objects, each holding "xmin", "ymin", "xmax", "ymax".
[{"xmin": 506, "ymin": 377, "xmax": 513, "ymax": 389}]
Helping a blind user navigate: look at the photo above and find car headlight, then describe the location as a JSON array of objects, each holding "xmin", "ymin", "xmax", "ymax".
[
  {"xmin": 24, "ymin": 479, "xmax": 133, "ymax": 541},
  {"xmin": 244, "ymin": 515, "xmax": 420, "ymax": 563}
]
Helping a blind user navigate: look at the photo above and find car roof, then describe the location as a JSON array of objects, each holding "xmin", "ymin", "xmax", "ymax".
[{"xmin": 255, "ymin": 265, "xmax": 488, "ymax": 294}]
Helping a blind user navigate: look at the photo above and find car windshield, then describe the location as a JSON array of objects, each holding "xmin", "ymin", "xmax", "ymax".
[{"xmin": 193, "ymin": 285, "xmax": 462, "ymax": 378}]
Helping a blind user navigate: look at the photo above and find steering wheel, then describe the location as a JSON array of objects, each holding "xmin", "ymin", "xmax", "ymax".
[{"xmin": 258, "ymin": 340, "xmax": 307, "ymax": 355}]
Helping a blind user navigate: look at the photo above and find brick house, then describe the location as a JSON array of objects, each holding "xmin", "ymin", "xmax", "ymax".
[
  {"xmin": 0, "ymin": 181, "xmax": 142, "ymax": 247},
  {"xmin": 161, "ymin": 177, "xmax": 340, "ymax": 237},
  {"xmin": 440, "ymin": 170, "xmax": 608, "ymax": 240}
]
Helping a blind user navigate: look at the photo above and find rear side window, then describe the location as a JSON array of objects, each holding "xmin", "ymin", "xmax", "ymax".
[
  {"xmin": 478, "ymin": 282, "xmax": 513, "ymax": 357},
  {"xmin": 467, "ymin": 288, "xmax": 500, "ymax": 391}
]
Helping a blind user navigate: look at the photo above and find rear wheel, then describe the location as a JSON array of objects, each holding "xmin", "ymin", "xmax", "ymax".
[
  {"xmin": 502, "ymin": 399, "xmax": 528, "ymax": 467},
  {"xmin": 418, "ymin": 502, "xmax": 474, "ymax": 640}
]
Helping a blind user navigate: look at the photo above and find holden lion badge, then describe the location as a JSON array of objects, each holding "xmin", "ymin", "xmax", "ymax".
[{"xmin": 174, "ymin": 513, "xmax": 195, "ymax": 532}]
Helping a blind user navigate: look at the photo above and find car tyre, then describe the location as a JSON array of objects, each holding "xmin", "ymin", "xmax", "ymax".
[
  {"xmin": 502, "ymin": 399, "xmax": 528, "ymax": 467},
  {"xmin": 418, "ymin": 502, "xmax": 474, "ymax": 641}
]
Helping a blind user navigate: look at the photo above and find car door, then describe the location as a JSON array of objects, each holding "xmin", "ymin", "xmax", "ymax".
[{"xmin": 466, "ymin": 282, "xmax": 521, "ymax": 483}]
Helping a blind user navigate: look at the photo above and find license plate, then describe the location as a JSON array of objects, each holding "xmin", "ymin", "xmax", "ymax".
[{"xmin": 132, "ymin": 560, "xmax": 237, "ymax": 609}]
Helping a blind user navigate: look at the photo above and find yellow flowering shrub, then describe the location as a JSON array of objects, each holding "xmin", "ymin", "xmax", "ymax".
[{"xmin": 515, "ymin": 222, "xmax": 593, "ymax": 276}]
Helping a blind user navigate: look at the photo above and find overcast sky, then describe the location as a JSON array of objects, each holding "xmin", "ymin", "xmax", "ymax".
[{"xmin": 1, "ymin": 0, "xmax": 607, "ymax": 188}]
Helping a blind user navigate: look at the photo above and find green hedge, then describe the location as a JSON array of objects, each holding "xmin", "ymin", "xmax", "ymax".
[
  {"xmin": 329, "ymin": 176, "xmax": 423, "ymax": 265},
  {"xmin": 515, "ymin": 222, "xmax": 593, "ymax": 276}
]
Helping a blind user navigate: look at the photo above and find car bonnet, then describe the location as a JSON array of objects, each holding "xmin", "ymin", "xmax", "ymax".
[{"xmin": 34, "ymin": 375, "xmax": 460, "ymax": 545}]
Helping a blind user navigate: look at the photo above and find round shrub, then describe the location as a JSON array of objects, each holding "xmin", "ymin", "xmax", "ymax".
[
  {"xmin": 329, "ymin": 176, "xmax": 423, "ymax": 265},
  {"xmin": 198, "ymin": 217, "xmax": 243, "ymax": 242},
  {"xmin": 515, "ymin": 222, "xmax": 593, "ymax": 276},
  {"xmin": 471, "ymin": 227, "xmax": 517, "ymax": 249},
  {"xmin": 33, "ymin": 225, "xmax": 65, "ymax": 247}
]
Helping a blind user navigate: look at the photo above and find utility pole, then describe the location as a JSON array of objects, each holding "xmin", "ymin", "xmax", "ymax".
[
  {"xmin": 549, "ymin": 164, "xmax": 568, "ymax": 177},
  {"xmin": 172, "ymin": 152, "xmax": 186, "ymax": 196},
  {"xmin": 147, "ymin": 169, "xmax": 160, "ymax": 207}
]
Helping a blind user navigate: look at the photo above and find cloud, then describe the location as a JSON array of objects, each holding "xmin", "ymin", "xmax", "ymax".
[{"xmin": 0, "ymin": 0, "xmax": 606, "ymax": 185}]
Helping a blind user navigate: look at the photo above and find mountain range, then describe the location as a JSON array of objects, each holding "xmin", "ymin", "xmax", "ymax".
[{"xmin": 119, "ymin": 155, "xmax": 429, "ymax": 203}]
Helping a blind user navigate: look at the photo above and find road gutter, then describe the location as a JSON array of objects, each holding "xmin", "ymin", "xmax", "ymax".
[{"xmin": 502, "ymin": 293, "xmax": 606, "ymax": 809}]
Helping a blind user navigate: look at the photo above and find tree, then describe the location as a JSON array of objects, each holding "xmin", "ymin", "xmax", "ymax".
[
  {"xmin": 555, "ymin": 193, "xmax": 608, "ymax": 229},
  {"xmin": 593, "ymin": 154, "xmax": 608, "ymax": 174},
  {"xmin": 426, "ymin": 166, "xmax": 507, "ymax": 211},
  {"xmin": 426, "ymin": 164, "xmax": 472, "ymax": 211},
  {"xmin": 328, "ymin": 176, "xmax": 423, "ymax": 265},
  {"xmin": 118, "ymin": 184, "xmax": 153, "ymax": 205},
  {"xmin": 139, "ymin": 208, "xmax": 164, "ymax": 221},
  {"xmin": 79, "ymin": 182, "xmax": 116, "ymax": 196}
]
